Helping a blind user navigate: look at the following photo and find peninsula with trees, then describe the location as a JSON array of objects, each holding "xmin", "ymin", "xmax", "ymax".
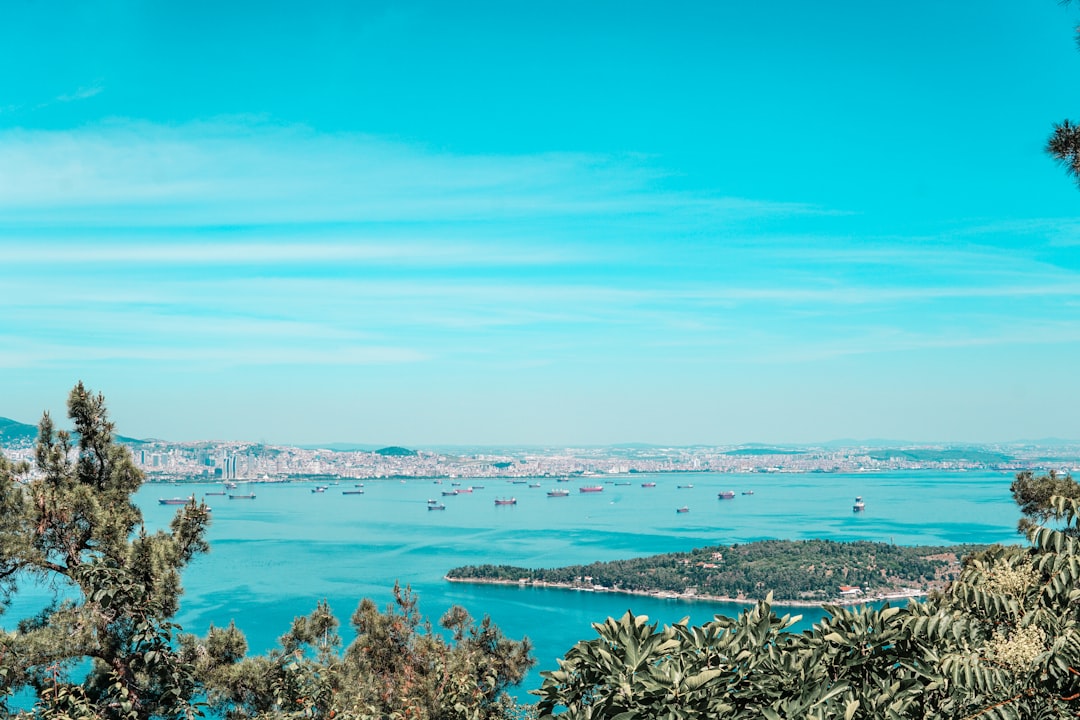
[{"xmin": 446, "ymin": 539, "xmax": 984, "ymax": 605}]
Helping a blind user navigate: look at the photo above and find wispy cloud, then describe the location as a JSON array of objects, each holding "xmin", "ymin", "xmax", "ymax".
[
  {"xmin": 749, "ymin": 320, "xmax": 1080, "ymax": 364},
  {"xmin": 0, "ymin": 240, "xmax": 585, "ymax": 268},
  {"xmin": 15, "ymin": 83, "xmax": 107, "ymax": 114},
  {"xmin": 0, "ymin": 338, "xmax": 428, "ymax": 370},
  {"xmin": 55, "ymin": 83, "xmax": 104, "ymax": 103},
  {"xmin": 0, "ymin": 119, "xmax": 833, "ymax": 227}
]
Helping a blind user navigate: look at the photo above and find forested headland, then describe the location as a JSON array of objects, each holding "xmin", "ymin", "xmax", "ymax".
[{"xmin": 446, "ymin": 539, "xmax": 985, "ymax": 603}]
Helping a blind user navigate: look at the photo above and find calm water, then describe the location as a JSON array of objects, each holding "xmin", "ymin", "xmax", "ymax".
[{"xmin": 12, "ymin": 471, "xmax": 1023, "ymax": 701}]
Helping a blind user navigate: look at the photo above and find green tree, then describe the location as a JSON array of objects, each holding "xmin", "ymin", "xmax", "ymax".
[
  {"xmin": 1010, "ymin": 469, "xmax": 1080, "ymax": 535},
  {"xmin": 1048, "ymin": 2, "xmax": 1080, "ymax": 182},
  {"xmin": 192, "ymin": 582, "xmax": 537, "ymax": 716},
  {"xmin": 1048, "ymin": 119, "xmax": 1080, "ymax": 182},
  {"xmin": 192, "ymin": 582, "xmax": 535, "ymax": 720},
  {"xmin": 0, "ymin": 382, "xmax": 212, "ymax": 719}
]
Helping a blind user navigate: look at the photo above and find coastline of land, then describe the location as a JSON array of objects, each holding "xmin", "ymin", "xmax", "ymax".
[
  {"xmin": 444, "ymin": 575, "xmax": 928, "ymax": 608},
  {"xmin": 444, "ymin": 539, "xmax": 974, "ymax": 609},
  {"xmin": 4, "ymin": 414, "xmax": 1077, "ymax": 483}
]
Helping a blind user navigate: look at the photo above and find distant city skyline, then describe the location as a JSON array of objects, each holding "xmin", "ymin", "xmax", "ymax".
[{"xmin": 3, "ymin": 2, "xmax": 1080, "ymax": 446}]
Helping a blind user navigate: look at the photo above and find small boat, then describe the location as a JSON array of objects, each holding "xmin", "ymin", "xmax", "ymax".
[
  {"xmin": 451, "ymin": 482, "xmax": 461, "ymax": 486},
  {"xmin": 676, "ymin": 506, "xmax": 690, "ymax": 514},
  {"xmin": 355, "ymin": 483, "xmax": 365, "ymax": 488},
  {"xmin": 494, "ymin": 497, "xmax": 517, "ymax": 506},
  {"xmin": 225, "ymin": 481, "xmax": 238, "ymax": 489},
  {"xmin": 472, "ymin": 485, "xmax": 485, "ymax": 489},
  {"xmin": 342, "ymin": 489, "xmax": 365, "ymax": 495},
  {"xmin": 614, "ymin": 481, "xmax": 631, "ymax": 486},
  {"xmin": 641, "ymin": 482, "xmax": 656, "ymax": 488},
  {"xmin": 547, "ymin": 489, "xmax": 570, "ymax": 497},
  {"xmin": 428, "ymin": 503, "xmax": 446, "ymax": 511},
  {"xmin": 228, "ymin": 493, "xmax": 256, "ymax": 500},
  {"xmin": 442, "ymin": 490, "xmax": 458, "ymax": 496},
  {"xmin": 556, "ymin": 477, "xmax": 571, "ymax": 483},
  {"xmin": 742, "ymin": 490, "xmax": 754, "ymax": 496},
  {"xmin": 677, "ymin": 484, "xmax": 694, "ymax": 489},
  {"xmin": 457, "ymin": 487, "xmax": 474, "ymax": 494},
  {"xmin": 158, "ymin": 497, "xmax": 193, "ymax": 506},
  {"xmin": 528, "ymin": 483, "xmax": 541, "ymax": 488},
  {"xmin": 311, "ymin": 486, "xmax": 328, "ymax": 493},
  {"xmin": 511, "ymin": 480, "xmax": 528, "ymax": 485},
  {"xmin": 427, "ymin": 498, "xmax": 439, "ymax": 504},
  {"xmin": 204, "ymin": 490, "xmax": 226, "ymax": 496},
  {"xmin": 579, "ymin": 486, "xmax": 604, "ymax": 493},
  {"xmin": 718, "ymin": 491, "xmax": 735, "ymax": 500},
  {"xmin": 853, "ymin": 496, "xmax": 866, "ymax": 512}
]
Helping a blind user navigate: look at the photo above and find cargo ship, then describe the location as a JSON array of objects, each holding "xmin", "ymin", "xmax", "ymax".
[{"xmin": 579, "ymin": 486, "xmax": 604, "ymax": 493}]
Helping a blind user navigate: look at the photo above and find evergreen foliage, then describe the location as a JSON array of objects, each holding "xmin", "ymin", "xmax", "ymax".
[
  {"xmin": 1011, "ymin": 470, "xmax": 1080, "ymax": 536},
  {"xmin": 186, "ymin": 583, "xmax": 535, "ymax": 720},
  {"xmin": 0, "ymin": 383, "xmax": 211, "ymax": 719},
  {"xmin": 1048, "ymin": 2, "xmax": 1080, "ymax": 184}
]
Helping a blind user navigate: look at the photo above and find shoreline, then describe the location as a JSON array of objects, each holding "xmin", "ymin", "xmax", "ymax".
[{"xmin": 444, "ymin": 575, "xmax": 927, "ymax": 609}]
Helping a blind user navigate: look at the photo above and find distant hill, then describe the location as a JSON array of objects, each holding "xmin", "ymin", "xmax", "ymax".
[
  {"xmin": 0, "ymin": 417, "xmax": 39, "ymax": 445},
  {"xmin": 0, "ymin": 416, "xmax": 145, "ymax": 447},
  {"xmin": 724, "ymin": 447, "xmax": 806, "ymax": 456},
  {"xmin": 375, "ymin": 446, "xmax": 417, "ymax": 457},
  {"xmin": 298, "ymin": 443, "xmax": 382, "ymax": 452}
]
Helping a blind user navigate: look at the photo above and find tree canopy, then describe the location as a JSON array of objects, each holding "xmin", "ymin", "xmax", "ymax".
[
  {"xmin": 0, "ymin": 382, "xmax": 212, "ymax": 718},
  {"xmin": 1047, "ymin": 2, "xmax": 1080, "ymax": 183}
]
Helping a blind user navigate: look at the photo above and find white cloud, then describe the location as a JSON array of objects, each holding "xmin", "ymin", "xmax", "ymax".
[
  {"xmin": 0, "ymin": 338, "xmax": 428, "ymax": 369},
  {"xmin": 0, "ymin": 239, "xmax": 585, "ymax": 268},
  {"xmin": 0, "ymin": 119, "xmax": 833, "ymax": 227},
  {"xmin": 55, "ymin": 84, "xmax": 104, "ymax": 103}
]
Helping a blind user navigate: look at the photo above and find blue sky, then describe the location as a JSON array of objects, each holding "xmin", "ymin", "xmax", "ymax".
[{"xmin": 3, "ymin": 1, "xmax": 1080, "ymax": 445}]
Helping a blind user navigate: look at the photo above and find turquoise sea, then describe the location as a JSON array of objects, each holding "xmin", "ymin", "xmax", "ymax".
[{"xmin": 12, "ymin": 470, "xmax": 1024, "ymax": 701}]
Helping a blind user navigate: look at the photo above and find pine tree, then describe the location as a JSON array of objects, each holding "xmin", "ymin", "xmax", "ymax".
[
  {"xmin": 1048, "ymin": 2, "xmax": 1080, "ymax": 182},
  {"xmin": 0, "ymin": 382, "xmax": 212, "ymax": 719}
]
